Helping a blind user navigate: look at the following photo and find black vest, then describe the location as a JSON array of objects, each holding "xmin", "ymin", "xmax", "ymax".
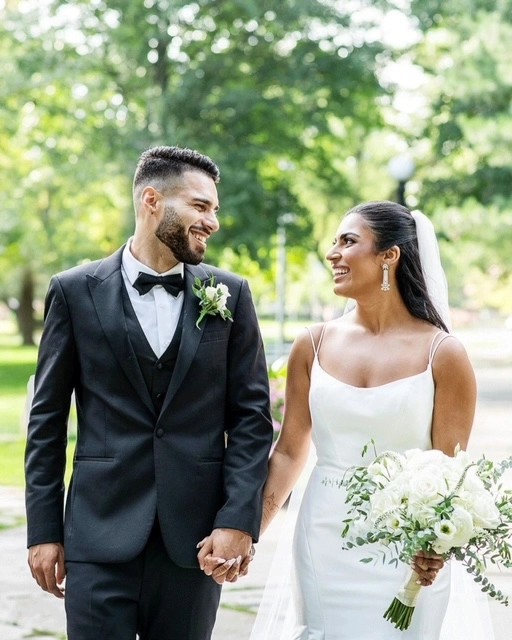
[{"xmin": 122, "ymin": 284, "xmax": 183, "ymax": 415}]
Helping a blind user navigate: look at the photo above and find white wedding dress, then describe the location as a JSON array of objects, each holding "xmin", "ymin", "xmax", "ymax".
[
  {"xmin": 251, "ymin": 329, "xmax": 495, "ymax": 640},
  {"xmin": 290, "ymin": 330, "xmax": 451, "ymax": 639}
]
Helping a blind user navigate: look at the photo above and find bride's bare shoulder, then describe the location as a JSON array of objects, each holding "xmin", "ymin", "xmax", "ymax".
[{"xmin": 292, "ymin": 322, "xmax": 325, "ymax": 353}]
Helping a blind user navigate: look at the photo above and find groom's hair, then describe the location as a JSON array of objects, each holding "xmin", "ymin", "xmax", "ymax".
[{"xmin": 133, "ymin": 146, "xmax": 220, "ymax": 195}]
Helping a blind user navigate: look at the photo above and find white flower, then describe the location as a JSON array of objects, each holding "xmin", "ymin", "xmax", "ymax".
[
  {"xmin": 345, "ymin": 518, "xmax": 372, "ymax": 543},
  {"xmin": 462, "ymin": 491, "xmax": 501, "ymax": 529},
  {"xmin": 404, "ymin": 448, "xmax": 446, "ymax": 467},
  {"xmin": 433, "ymin": 519, "xmax": 458, "ymax": 553},
  {"xmin": 433, "ymin": 506, "xmax": 475, "ymax": 553},
  {"xmin": 460, "ymin": 466, "xmax": 487, "ymax": 493},
  {"xmin": 406, "ymin": 469, "xmax": 446, "ymax": 506},
  {"xmin": 204, "ymin": 286, "xmax": 218, "ymax": 301},
  {"xmin": 340, "ymin": 443, "xmax": 512, "ymax": 630},
  {"xmin": 369, "ymin": 486, "xmax": 402, "ymax": 523},
  {"xmin": 406, "ymin": 500, "xmax": 437, "ymax": 527},
  {"xmin": 193, "ymin": 276, "xmax": 233, "ymax": 328},
  {"xmin": 367, "ymin": 453, "xmax": 404, "ymax": 483}
]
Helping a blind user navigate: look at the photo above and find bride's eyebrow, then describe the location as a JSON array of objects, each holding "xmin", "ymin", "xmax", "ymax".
[{"xmin": 338, "ymin": 232, "xmax": 360, "ymax": 241}]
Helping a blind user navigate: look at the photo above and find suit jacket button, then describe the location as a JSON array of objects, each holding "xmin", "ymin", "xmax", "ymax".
[{"xmin": 155, "ymin": 427, "xmax": 164, "ymax": 438}]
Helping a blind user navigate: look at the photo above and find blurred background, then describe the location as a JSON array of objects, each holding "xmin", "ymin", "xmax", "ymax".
[{"xmin": 0, "ymin": 1, "xmax": 511, "ymax": 636}]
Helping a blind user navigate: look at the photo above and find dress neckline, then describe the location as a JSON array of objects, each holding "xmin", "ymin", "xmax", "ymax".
[{"xmin": 313, "ymin": 355, "xmax": 432, "ymax": 390}]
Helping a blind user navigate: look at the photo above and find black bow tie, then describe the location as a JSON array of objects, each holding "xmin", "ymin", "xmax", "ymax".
[{"xmin": 132, "ymin": 272, "xmax": 184, "ymax": 297}]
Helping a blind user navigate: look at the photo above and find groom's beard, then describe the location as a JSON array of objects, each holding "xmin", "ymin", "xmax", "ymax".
[{"xmin": 156, "ymin": 204, "xmax": 204, "ymax": 265}]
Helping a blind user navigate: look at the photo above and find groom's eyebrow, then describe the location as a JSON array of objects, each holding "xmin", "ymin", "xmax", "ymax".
[{"xmin": 194, "ymin": 196, "xmax": 220, "ymax": 213}]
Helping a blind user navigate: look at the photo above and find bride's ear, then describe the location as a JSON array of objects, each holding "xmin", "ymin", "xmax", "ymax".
[{"xmin": 382, "ymin": 246, "xmax": 400, "ymax": 266}]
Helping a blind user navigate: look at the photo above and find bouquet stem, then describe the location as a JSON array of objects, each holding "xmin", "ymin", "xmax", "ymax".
[{"xmin": 383, "ymin": 570, "xmax": 422, "ymax": 631}]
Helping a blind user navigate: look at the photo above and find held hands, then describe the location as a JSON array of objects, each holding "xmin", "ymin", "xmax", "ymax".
[
  {"xmin": 28, "ymin": 542, "xmax": 66, "ymax": 598},
  {"xmin": 412, "ymin": 550, "xmax": 444, "ymax": 586},
  {"xmin": 197, "ymin": 528, "xmax": 254, "ymax": 584}
]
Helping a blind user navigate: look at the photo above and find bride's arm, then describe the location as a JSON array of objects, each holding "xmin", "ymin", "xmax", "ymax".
[
  {"xmin": 260, "ymin": 329, "xmax": 315, "ymax": 536},
  {"xmin": 431, "ymin": 336, "xmax": 477, "ymax": 455},
  {"xmin": 412, "ymin": 335, "xmax": 476, "ymax": 587}
]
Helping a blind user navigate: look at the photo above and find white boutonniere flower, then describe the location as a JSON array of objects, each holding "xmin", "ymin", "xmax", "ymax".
[{"xmin": 193, "ymin": 275, "xmax": 233, "ymax": 328}]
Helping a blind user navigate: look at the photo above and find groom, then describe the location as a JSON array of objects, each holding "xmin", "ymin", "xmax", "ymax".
[{"xmin": 25, "ymin": 145, "xmax": 274, "ymax": 639}]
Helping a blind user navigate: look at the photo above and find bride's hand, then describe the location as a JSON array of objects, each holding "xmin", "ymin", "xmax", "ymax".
[{"xmin": 412, "ymin": 551, "xmax": 444, "ymax": 586}]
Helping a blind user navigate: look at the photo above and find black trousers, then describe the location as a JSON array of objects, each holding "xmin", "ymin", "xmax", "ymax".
[{"xmin": 65, "ymin": 519, "xmax": 221, "ymax": 640}]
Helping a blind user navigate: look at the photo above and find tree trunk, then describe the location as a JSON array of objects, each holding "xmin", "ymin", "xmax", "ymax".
[{"xmin": 16, "ymin": 267, "xmax": 36, "ymax": 346}]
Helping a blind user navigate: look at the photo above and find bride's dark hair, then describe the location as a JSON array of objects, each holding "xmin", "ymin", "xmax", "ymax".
[{"xmin": 346, "ymin": 201, "xmax": 449, "ymax": 332}]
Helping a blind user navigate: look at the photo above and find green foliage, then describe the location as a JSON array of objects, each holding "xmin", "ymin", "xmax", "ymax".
[
  {"xmin": 2, "ymin": 0, "xmax": 512, "ymax": 327},
  {"xmin": 407, "ymin": 0, "xmax": 512, "ymax": 312},
  {"xmin": 0, "ymin": 331, "xmax": 37, "ymax": 437}
]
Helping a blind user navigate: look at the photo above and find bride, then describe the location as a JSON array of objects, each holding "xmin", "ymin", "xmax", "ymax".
[{"xmin": 253, "ymin": 201, "xmax": 477, "ymax": 639}]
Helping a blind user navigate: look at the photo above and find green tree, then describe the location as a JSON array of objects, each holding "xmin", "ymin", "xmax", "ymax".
[
  {"xmin": 408, "ymin": 0, "xmax": 512, "ymax": 312},
  {"xmin": 1, "ymin": 0, "xmax": 394, "ymax": 341}
]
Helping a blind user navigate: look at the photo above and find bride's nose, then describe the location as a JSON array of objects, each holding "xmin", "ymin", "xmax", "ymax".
[{"xmin": 326, "ymin": 248, "xmax": 341, "ymax": 262}]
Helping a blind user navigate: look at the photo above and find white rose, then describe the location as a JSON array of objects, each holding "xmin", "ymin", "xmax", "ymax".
[
  {"xmin": 451, "ymin": 506, "xmax": 475, "ymax": 545},
  {"xmin": 406, "ymin": 499, "xmax": 437, "ymax": 527},
  {"xmin": 204, "ymin": 286, "xmax": 218, "ymax": 301},
  {"xmin": 345, "ymin": 518, "xmax": 372, "ymax": 543},
  {"xmin": 406, "ymin": 469, "xmax": 446, "ymax": 506},
  {"xmin": 216, "ymin": 284, "xmax": 230, "ymax": 309},
  {"xmin": 405, "ymin": 449, "xmax": 447, "ymax": 468},
  {"xmin": 464, "ymin": 491, "xmax": 501, "ymax": 529},
  {"xmin": 460, "ymin": 466, "xmax": 487, "ymax": 493},
  {"xmin": 369, "ymin": 487, "xmax": 402, "ymax": 522}
]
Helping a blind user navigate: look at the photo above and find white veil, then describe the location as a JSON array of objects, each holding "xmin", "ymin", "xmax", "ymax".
[
  {"xmin": 411, "ymin": 210, "xmax": 451, "ymax": 331},
  {"xmin": 249, "ymin": 449, "xmax": 316, "ymax": 640},
  {"xmin": 411, "ymin": 211, "xmax": 495, "ymax": 638}
]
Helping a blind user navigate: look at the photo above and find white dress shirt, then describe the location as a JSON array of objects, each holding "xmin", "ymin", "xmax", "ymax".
[{"xmin": 121, "ymin": 239, "xmax": 184, "ymax": 358}]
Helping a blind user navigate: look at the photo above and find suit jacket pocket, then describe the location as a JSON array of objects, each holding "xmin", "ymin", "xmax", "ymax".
[
  {"xmin": 200, "ymin": 329, "xmax": 229, "ymax": 343},
  {"xmin": 74, "ymin": 456, "xmax": 115, "ymax": 462}
]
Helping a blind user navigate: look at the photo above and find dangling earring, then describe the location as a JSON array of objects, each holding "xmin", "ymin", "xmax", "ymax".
[{"xmin": 381, "ymin": 263, "xmax": 390, "ymax": 292}]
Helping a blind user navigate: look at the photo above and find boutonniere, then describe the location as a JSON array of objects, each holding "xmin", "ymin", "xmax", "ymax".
[{"xmin": 193, "ymin": 275, "xmax": 234, "ymax": 328}]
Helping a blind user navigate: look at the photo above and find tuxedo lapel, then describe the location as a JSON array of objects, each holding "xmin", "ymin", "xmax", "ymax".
[
  {"xmin": 157, "ymin": 264, "xmax": 208, "ymax": 421},
  {"xmin": 87, "ymin": 247, "xmax": 155, "ymax": 415}
]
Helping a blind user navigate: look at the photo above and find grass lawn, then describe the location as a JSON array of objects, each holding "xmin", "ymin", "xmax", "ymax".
[
  {"xmin": 0, "ymin": 438, "xmax": 75, "ymax": 487},
  {"xmin": 0, "ymin": 328, "xmax": 37, "ymax": 439}
]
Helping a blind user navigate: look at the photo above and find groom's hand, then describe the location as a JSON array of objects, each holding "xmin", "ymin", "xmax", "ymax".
[
  {"xmin": 28, "ymin": 542, "xmax": 66, "ymax": 598},
  {"xmin": 197, "ymin": 528, "xmax": 252, "ymax": 584}
]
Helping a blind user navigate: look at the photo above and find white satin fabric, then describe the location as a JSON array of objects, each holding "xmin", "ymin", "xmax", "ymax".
[{"xmin": 251, "ymin": 333, "xmax": 495, "ymax": 640}]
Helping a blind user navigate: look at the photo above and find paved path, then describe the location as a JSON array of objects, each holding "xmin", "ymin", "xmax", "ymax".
[{"xmin": 1, "ymin": 330, "xmax": 511, "ymax": 639}]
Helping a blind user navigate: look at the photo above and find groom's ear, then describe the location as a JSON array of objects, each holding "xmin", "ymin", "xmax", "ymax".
[
  {"xmin": 141, "ymin": 186, "xmax": 161, "ymax": 214},
  {"xmin": 383, "ymin": 246, "xmax": 400, "ymax": 266}
]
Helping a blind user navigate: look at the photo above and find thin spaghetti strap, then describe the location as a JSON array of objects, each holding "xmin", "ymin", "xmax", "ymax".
[
  {"xmin": 429, "ymin": 331, "xmax": 454, "ymax": 363},
  {"xmin": 306, "ymin": 324, "xmax": 327, "ymax": 357}
]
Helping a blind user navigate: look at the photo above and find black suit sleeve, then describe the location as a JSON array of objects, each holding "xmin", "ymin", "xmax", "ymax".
[
  {"xmin": 25, "ymin": 277, "xmax": 77, "ymax": 547},
  {"xmin": 213, "ymin": 279, "xmax": 273, "ymax": 541}
]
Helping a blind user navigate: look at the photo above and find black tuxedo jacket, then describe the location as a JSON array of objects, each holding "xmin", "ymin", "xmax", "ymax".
[{"xmin": 25, "ymin": 247, "xmax": 273, "ymax": 567}]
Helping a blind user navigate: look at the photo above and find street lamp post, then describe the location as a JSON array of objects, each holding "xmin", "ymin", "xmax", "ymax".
[
  {"xmin": 276, "ymin": 212, "xmax": 297, "ymax": 356},
  {"xmin": 387, "ymin": 153, "xmax": 416, "ymax": 207}
]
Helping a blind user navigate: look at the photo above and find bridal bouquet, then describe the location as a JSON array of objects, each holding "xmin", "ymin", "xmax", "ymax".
[{"xmin": 341, "ymin": 444, "xmax": 512, "ymax": 630}]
